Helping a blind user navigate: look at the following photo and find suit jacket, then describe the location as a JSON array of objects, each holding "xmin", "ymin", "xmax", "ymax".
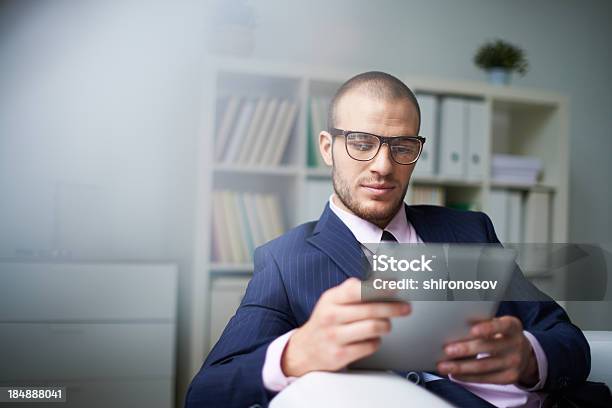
[{"xmin": 185, "ymin": 204, "xmax": 591, "ymax": 408}]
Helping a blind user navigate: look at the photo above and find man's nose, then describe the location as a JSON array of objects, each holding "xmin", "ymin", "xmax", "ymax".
[{"xmin": 368, "ymin": 143, "xmax": 394, "ymax": 175}]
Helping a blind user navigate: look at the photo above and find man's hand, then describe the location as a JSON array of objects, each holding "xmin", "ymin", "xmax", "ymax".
[
  {"xmin": 436, "ymin": 316, "xmax": 539, "ymax": 387},
  {"xmin": 281, "ymin": 277, "xmax": 411, "ymax": 377}
]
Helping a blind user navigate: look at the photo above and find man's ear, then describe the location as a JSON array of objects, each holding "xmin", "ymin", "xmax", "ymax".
[{"xmin": 319, "ymin": 131, "xmax": 333, "ymax": 166}]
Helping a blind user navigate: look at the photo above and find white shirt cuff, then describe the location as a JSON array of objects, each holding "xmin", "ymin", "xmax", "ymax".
[
  {"xmin": 262, "ymin": 329, "xmax": 298, "ymax": 392},
  {"xmin": 520, "ymin": 330, "xmax": 549, "ymax": 391}
]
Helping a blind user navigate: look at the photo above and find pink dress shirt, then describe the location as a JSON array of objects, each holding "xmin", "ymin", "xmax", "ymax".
[{"xmin": 262, "ymin": 195, "xmax": 549, "ymax": 407}]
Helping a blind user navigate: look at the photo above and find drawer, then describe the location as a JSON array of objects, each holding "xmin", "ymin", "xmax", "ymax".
[
  {"xmin": 0, "ymin": 378, "xmax": 173, "ymax": 408},
  {"xmin": 0, "ymin": 323, "xmax": 175, "ymax": 382},
  {"xmin": 0, "ymin": 262, "xmax": 177, "ymax": 321},
  {"xmin": 209, "ymin": 277, "xmax": 250, "ymax": 348}
]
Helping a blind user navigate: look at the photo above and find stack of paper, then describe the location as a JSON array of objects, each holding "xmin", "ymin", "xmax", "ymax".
[{"xmin": 492, "ymin": 154, "xmax": 543, "ymax": 185}]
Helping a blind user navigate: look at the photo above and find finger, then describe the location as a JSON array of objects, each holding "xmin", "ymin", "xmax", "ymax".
[
  {"xmin": 442, "ymin": 337, "xmax": 513, "ymax": 360},
  {"xmin": 324, "ymin": 277, "xmax": 362, "ymax": 305},
  {"xmin": 471, "ymin": 316, "xmax": 522, "ymax": 339},
  {"xmin": 437, "ymin": 355, "xmax": 510, "ymax": 377},
  {"xmin": 335, "ymin": 302, "xmax": 411, "ymax": 324},
  {"xmin": 336, "ymin": 338, "xmax": 382, "ymax": 367},
  {"xmin": 450, "ymin": 367, "xmax": 522, "ymax": 385},
  {"xmin": 332, "ymin": 318, "xmax": 391, "ymax": 344}
]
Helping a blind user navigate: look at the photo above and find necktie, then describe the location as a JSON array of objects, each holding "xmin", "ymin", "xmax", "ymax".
[{"xmin": 381, "ymin": 230, "xmax": 398, "ymax": 243}]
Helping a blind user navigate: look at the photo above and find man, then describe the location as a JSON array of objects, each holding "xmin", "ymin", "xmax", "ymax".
[{"xmin": 186, "ymin": 72, "xmax": 590, "ymax": 407}]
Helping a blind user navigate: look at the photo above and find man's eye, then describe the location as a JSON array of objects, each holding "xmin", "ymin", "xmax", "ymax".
[
  {"xmin": 351, "ymin": 143, "xmax": 375, "ymax": 151},
  {"xmin": 393, "ymin": 146, "xmax": 414, "ymax": 154}
]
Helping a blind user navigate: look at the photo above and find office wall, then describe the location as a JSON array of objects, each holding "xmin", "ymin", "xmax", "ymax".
[{"xmin": 0, "ymin": 0, "xmax": 209, "ymax": 404}]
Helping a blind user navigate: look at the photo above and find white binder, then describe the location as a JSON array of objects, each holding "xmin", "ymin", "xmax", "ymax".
[
  {"xmin": 487, "ymin": 189, "xmax": 509, "ymax": 242},
  {"xmin": 507, "ymin": 191, "xmax": 524, "ymax": 242},
  {"xmin": 524, "ymin": 191, "xmax": 550, "ymax": 242},
  {"xmin": 439, "ymin": 98, "xmax": 467, "ymax": 178},
  {"xmin": 413, "ymin": 93, "xmax": 438, "ymax": 176},
  {"xmin": 466, "ymin": 100, "xmax": 487, "ymax": 180}
]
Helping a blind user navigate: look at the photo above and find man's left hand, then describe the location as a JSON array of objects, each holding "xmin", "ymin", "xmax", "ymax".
[{"xmin": 436, "ymin": 316, "xmax": 539, "ymax": 387}]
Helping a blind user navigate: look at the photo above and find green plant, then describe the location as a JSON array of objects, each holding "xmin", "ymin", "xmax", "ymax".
[{"xmin": 474, "ymin": 39, "xmax": 528, "ymax": 75}]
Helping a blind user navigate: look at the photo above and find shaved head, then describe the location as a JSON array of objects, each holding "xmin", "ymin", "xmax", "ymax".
[{"xmin": 328, "ymin": 71, "xmax": 421, "ymax": 134}]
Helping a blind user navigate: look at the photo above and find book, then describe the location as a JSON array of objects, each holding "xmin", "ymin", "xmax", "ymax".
[
  {"xmin": 243, "ymin": 192, "xmax": 265, "ymax": 247},
  {"xmin": 248, "ymin": 98, "xmax": 279, "ymax": 165},
  {"xmin": 254, "ymin": 193, "xmax": 274, "ymax": 242},
  {"xmin": 222, "ymin": 191, "xmax": 246, "ymax": 262},
  {"xmin": 223, "ymin": 100, "xmax": 255, "ymax": 163},
  {"xmin": 265, "ymin": 194, "xmax": 284, "ymax": 237},
  {"xmin": 211, "ymin": 192, "xmax": 229, "ymax": 262},
  {"xmin": 235, "ymin": 192, "xmax": 254, "ymax": 260},
  {"xmin": 215, "ymin": 96, "xmax": 241, "ymax": 161},
  {"xmin": 236, "ymin": 97, "xmax": 268, "ymax": 163},
  {"xmin": 270, "ymin": 101, "xmax": 298, "ymax": 165},
  {"xmin": 410, "ymin": 186, "xmax": 445, "ymax": 206},
  {"xmin": 260, "ymin": 100, "xmax": 289, "ymax": 165}
]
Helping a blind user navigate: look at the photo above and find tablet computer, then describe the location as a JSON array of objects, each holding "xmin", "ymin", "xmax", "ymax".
[
  {"xmin": 350, "ymin": 300, "xmax": 499, "ymax": 371},
  {"xmin": 351, "ymin": 245, "xmax": 516, "ymax": 372}
]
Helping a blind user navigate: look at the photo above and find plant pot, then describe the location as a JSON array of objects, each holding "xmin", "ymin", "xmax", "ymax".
[{"xmin": 487, "ymin": 68, "xmax": 511, "ymax": 85}]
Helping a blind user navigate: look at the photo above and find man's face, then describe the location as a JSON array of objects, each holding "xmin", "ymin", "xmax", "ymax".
[{"xmin": 319, "ymin": 91, "xmax": 419, "ymax": 228}]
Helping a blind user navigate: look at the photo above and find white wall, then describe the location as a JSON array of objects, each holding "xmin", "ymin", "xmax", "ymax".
[{"xmin": 0, "ymin": 1, "xmax": 208, "ymax": 405}]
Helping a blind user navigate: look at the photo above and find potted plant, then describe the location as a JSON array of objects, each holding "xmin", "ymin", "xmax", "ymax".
[{"xmin": 474, "ymin": 39, "xmax": 528, "ymax": 85}]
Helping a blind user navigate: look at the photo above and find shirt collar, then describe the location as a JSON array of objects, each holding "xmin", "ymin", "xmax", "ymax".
[{"xmin": 328, "ymin": 194, "xmax": 417, "ymax": 244}]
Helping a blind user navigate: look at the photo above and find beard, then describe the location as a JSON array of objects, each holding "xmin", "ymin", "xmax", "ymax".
[{"xmin": 331, "ymin": 164, "xmax": 409, "ymax": 225}]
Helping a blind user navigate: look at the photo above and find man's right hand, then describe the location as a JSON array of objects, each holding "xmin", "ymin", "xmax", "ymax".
[{"xmin": 281, "ymin": 277, "xmax": 411, "ymax": 377}]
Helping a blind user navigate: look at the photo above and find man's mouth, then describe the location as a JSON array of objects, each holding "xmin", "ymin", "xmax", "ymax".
[{"xmin": 361, "ymin": 183, "xmax": 396, "ymax": 196}]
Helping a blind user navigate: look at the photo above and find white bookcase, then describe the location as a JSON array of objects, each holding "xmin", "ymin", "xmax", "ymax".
[{"xmin": 189, "ymin": 56, "xmax": 570, "ymax": 372}]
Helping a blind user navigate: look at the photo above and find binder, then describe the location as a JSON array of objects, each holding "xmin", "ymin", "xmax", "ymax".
[
  {"xmin": 524, "ymin": 191, "xmax": 550, "ymax": 242},
  {"xmin": 439, "ymin": 98, "xmax": 467, "ymax": 178},
  {"xmin": 487, "ymin": 189, "xmax": 509, "ymax": 242},
  {"xmin": 414, "ymin": 94, "xmax": 438, "ymax": 176},
  {"xmin": 466, "ymin": 100, "xmax": 487, "ymax": 180},
  {"xmin": 507, "ymin": 191, "xmax": 523, "ymax": 242}
]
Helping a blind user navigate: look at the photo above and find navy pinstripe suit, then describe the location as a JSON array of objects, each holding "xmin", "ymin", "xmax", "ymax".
[{"xmin": 185, "ymin": 204, "xmax": 590, "ymax": 407}]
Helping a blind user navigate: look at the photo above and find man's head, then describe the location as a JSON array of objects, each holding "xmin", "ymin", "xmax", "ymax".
[{"xmin": 319, "ymin": 71, "xmax": 421, "ymax": 229}]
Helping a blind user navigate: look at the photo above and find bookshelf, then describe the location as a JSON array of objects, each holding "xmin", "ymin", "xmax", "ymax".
[{"xmin": 189, "ymin": 56, "xmax": 570, "ymax": 373}]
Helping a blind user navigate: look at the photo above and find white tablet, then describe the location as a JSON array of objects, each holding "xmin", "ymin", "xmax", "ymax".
[
  {"xmin": 351, "ymin": 245, "xmax": 516, "ymax": 372},
  {"xmin": 350, "ymin": 300, "xmax": 498, "ymax": 371}
]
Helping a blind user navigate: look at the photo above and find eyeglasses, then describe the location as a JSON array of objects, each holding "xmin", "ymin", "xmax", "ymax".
[{"xmin": 329, "ymin": 128, "xmax": 426, "ymax": 165}]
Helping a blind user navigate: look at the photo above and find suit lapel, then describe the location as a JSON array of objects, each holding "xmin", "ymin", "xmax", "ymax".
[
  {"xmin": 306, "ymin": 203, "xmax": 369, "ymax": 279},
  {"xmin": 405, "ymin": 205, "xmax": 457, "ymax": 243},
  {"xmin": 306, "ymin": 203, "xmax": 458, "ymax": 279}
]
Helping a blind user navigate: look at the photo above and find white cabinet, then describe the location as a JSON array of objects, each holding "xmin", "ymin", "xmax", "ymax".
[
  {"xmin": 209, "ymin": 277, "xmax": 250, "ymax": 347},
  {"xmin": 0, "ymin": 261, "xmax": 177, "ymax": 408}
]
